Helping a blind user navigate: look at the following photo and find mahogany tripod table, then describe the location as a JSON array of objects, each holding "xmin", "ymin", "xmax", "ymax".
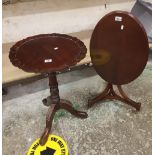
[
  {"xmin": 88, "ymin": 11, "xmax": 149, "ymax": 111},
  {"xmin": 9, "ymin": 33, "xmax": 88, "ymax": 145}
]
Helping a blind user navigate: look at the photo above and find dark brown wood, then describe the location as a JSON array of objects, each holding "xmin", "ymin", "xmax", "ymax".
[
  {"xmin": 9, "ymin": 33, "xmax": 87, "ymax": 73},
  {"xmin": 40, "ymin": 98, "xmax": 88, "ymax": 146},
  {"xmin": 40, "ymin": 72, "xmax": 88, "ymax": 146},
  {"xmin": 90, "ymin": 11, "xmax": 149, "ymax": 85},
  {"xmin": 40, "ymin": 103, "xmax": 58, "ymax": 146},
  {"xmin": 89, "ymin": 11, "xmax": 149, "ymax": 110},
  {"xmin": 88, "ymin": 83, "xmax": 141, "ymax": 111},
  {"xmin": 9, "ymin": 33, "xmax": 88, "ymax": 146},
  {"xmin": 42, "ymin": 72, "xmax": 60, "ymax": 106}
]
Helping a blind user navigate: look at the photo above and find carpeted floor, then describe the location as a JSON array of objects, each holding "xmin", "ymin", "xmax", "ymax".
[{"xmin": 3, "ymin": 64, "xmax": 152, "ymax": 155}]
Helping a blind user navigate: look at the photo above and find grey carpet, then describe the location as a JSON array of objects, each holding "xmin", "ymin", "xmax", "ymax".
[{"xmin": 3, "ymin": 64, "xmax": 152, "ymax": 155}]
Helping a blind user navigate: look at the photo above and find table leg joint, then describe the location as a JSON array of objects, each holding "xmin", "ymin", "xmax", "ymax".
[{"xmin": 88, "ymin": 83, "xmax": 141, "ymax": 111}]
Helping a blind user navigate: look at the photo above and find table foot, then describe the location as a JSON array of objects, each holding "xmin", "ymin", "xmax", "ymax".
[
  {"xmin": 39, "ymin": 104, "xmax": 58, "ymax": 146},
  {"xmin": 117, "ymin": 85, "xmax": 141, "ymax": 111},
  {"xmin": 88, "ymin": 83, "xmax": 141, "ymax": 111},
  {"xmin": 60, "ymin": 100, "xmax": 88, "ymax": 119}
]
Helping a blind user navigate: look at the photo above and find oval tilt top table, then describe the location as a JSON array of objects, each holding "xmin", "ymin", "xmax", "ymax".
[
  {"xmin": 9, "ymin": 33, "xmax": 88, "ymax": 145},
  {"xmin": 88, "ymin": 11, "xmax": 149, "ymax": 111}
]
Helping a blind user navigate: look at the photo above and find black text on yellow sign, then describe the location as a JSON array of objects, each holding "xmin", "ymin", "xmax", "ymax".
[{"xmin": 27, "ymin": 135, "xmax": 68, "ymax": 155}]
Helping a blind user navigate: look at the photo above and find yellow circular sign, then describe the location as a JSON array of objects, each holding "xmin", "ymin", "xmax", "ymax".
[{"xmin": 27, "ymin": 135, "xmax": 68, "ymax": 155}]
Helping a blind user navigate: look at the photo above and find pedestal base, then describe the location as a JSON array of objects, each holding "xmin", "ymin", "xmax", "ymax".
[
  {"xmin": 88, "ymin": 83, "xmax": 141, "ymax": 111},
  {"xmin": 40, "ymin": 72, "xmax": 88, "ymax": 145},
  {"xmin": 40, "ymin": 99, "xmax": 88, "ymax": 146}
]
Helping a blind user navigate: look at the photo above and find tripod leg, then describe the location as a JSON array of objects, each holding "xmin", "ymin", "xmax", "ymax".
[
  {"xmin": 39, "ymin": 104, "xmax": 59, "ymax": 146},
  {"xmin": 117, "ymin": 85, "xmax": 141, "ymax": 111},
  {"xmin": 60, "ymin": 100, "xmax": 88, "ymax": 119},
  {"xmin": 88, "ymin": 83, "xmax": 111, "ymax": 108}
]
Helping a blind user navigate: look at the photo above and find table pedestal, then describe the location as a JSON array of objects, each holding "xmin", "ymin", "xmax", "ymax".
[
  {"xmin": 88, "ymin": 83, "xmax": 141, "ymax": 111},
  {"xmin": 39, "ymin": 72, "xmax": 88, "ymax": 146}
]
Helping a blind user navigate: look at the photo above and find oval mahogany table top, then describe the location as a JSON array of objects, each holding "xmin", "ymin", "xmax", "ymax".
[
  {"xmin": 90, "ymin": 11, "xmax": 149, "ymax": 85},
  {"xmin": 9, "ymin": 33, "xmax": 87, "ymax": 73}
]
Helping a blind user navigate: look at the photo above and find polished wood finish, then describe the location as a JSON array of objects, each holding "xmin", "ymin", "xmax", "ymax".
[
  {"xmin": 9, "ymin": 33, "xmax": 87, "ymax": 73},
  {"xmin": 40, "ymin": 72, "xmax": 88, "ymax": 146},
  {"xmin": 3, "ymin": 32, "xmax": 91, "ymax": 85},
  {"xmin": 9, "ymin": 33, "xmax": 88, "ymax": 146},
  {"xmin": 90, "ymin": 11, "xmax": 149, "ymax": 85},
  {"xmin": 89, "ymin": 11, "xmax": 149, "ymax": 110},
  {"xmin": 88, "ymin": 83, "xmax": 141, "ymax": 111}
]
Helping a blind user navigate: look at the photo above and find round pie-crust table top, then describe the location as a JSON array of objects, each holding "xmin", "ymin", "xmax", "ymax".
[
  {"xmin": 9, "ymin": 33, "xmax": 87, "ymax": 73},
  {"xmin": 90, "ymin": 11, "xmax": 149, "ymax": 85}
]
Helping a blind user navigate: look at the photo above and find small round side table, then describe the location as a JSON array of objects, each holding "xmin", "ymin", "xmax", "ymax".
[
  {"xmin": 9, "ymin": 33, "xmax": 88, "ymax": 145},
  {"xmin": 88, "ymin": 11, "xmax": 149, "ymax": 111}
]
